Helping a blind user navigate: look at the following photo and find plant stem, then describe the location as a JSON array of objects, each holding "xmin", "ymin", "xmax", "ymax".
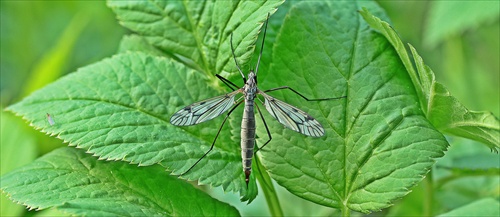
[
  {"xmin": 341, "ymin": 202, "xmax": 350, "ymax": 217},
  {"xmin": 255, "ymin": 158, "xmax": 283, "ymax": 217},
  {"xmin": 423, "ymin": 172, "xmax": 434, "ymax": 216}
]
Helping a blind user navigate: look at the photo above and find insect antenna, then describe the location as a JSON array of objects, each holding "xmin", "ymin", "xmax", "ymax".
[
  {"xmin": 254, "ymin": 13, "xmax": 270, "ymax": 76},
  {"xmin": 230, "ymin": 33, "xmax": 246, "ymax": 83},
  {"xmin": 216, "ymin": 74, "xmax": 239, "ymax": 91}
]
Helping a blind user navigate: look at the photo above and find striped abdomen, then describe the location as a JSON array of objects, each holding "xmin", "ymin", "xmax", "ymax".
[{"xmin": 241, "ymin": 98, "xmax": 256, "ymax": 186}]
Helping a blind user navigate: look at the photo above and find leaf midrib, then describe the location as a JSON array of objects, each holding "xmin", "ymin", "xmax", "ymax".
[{"xmin": 342, "ymin": 1, "xmax": 362, "ymax": 204}]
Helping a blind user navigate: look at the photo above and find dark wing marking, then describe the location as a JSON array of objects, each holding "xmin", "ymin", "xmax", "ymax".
[
  {"xmin": 259, "ymin": 91, "xmax": 325, "ymax": 137},
  {"xmin": 170, "ymin": 90, "xmax": 240, "ymax": 126}
]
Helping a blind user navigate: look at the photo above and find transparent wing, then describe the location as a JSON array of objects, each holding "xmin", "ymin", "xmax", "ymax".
[
  {"xmin": 259, "ymin": 91, "xmax": 325, "ymax": 137},
  {"xmin": 170, "ymin": 90, "xmax": 240, "ymax": 126},
  {"xmin": 46, "ymin": 113, "xmax": 55, "ymax": 126}
]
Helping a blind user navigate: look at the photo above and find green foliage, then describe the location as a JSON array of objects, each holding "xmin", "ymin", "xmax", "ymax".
[
  {"xmin": 6, "ymin": 52, "xmax": 258, "ymax": 201},
  {"xmin": 1, "ymin": 147, "xmax": 238, "ymax": 216},
  {"xmin": 108, "ymin": 0, "xmax": 284, "ymax": 78},
  {"xmin": 384, "ymin": 138, "xmax": 499, "ymax": 216},
  {"xmin": 1, "ymin": 0, "xmax": 498, "ymax": 216},
  {"xmin": 0, "ymin": 112, "xmax": 37, "ymax": 216},
  {"xmin": 360, "ymin": 8, "xmax": 500, "ymax": 152},
  {"xmin": 258, "ymin": 1, "xmax": 447, "ymax": 212}
]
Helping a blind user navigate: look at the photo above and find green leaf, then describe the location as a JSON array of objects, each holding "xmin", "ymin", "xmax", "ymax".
[
  {"xmin": 410, "ymin": 47, "xmax": 500, "ymax": 152},
  {"xmin": 437, "ymin": 198, "xmax": 500, "ymax": 217},
  {"xmin": 424, "ymin": 1, "xmax": 500, "ymax": 48},
  {"xmin": 107, "ymin": 0, "xmax": 284, "ymax": 78},
  {"xmin": 0, "ymin": 147, "xmax": 239, "ymax": 216},
  {"xmin": 429, "ymin": 86, "xmax": 499, "ymax": 150},
  {"xmin": 360, "ymin": 8, "xmax": 500, "ymax": 151},
  {"xmin": 6, "ymin": 52, "xmax": 257, "ymax": 200},
  {"xmin": 0, "ymin": 111, "xmax": 37, "ymax": 216},
  {"xmin": 118, "ymin": 34, "xmax": 165, "ymax": 56},
  {"xmin": 0, "ymin": 112, "xmax": 36, "ymax": 176},
  {"xmin": 254, "ymin": 1, "xmax": 448, "ymax": 213}
]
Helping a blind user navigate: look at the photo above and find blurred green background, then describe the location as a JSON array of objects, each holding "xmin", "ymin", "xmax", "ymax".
[{"xmin": 1, "ymin": 1, "xmax": 498, "ymax": 216}]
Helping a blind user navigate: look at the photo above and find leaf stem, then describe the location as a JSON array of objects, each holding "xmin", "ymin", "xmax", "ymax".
[
  {"xmin": 341, "ymin": 202, "xmax": 350, "ymax": 217},
  {"xmin": 255, "ymin": 157, "xmax": 283, "ymax": 217},
  {"xmin": 423, "ymin": 172, "xmax": 434, "ymax": 216}
]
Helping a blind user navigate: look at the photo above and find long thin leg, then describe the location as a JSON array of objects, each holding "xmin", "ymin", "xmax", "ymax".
[
  {"xmin": 254, "ymin": 13, "xmax": 270, "ymax": 76},
  {"xmin": 264, "ymin": 86, "xmax": 346, "ymax": 101},
  {"xmin": 230, "ymin": 33, "xmax": 246, "ymax": 82},
  {"xmin": 251, "ymin": 104, "xmax": 273, "ymax": 189},
  {"xmin": 216, "ymin": 74, "xmax": 240, "ymax": 91},
  {"xmin": 180, "ymin": 100, "xmax": 243, "ymax": 176},
  {"xmin": 254, "ymin": 103, "xmax": 272, "ymax": 152}
]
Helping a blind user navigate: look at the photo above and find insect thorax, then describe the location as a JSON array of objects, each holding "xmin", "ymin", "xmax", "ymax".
[{"xmin": 244, "ymin": 71, "xmax": 258, "ymax": 100}]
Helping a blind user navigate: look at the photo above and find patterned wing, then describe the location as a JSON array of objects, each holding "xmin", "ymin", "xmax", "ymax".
[
  {"xmin": 170, "ymin": 90, "xmax": 240, "ymax": 126},
  {"xmin": 259, "ymin": 91, "xmax": 325, "ymax": 137}
]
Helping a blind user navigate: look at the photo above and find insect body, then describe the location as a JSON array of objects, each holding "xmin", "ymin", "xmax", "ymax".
[
  {"xmin": 46, "ymin": 113, "xmax": 55, "ymax": 126},
  {"xmin": 240, "ymin": 72, "xmax": 258, "ymax": 182},
  {"xmin": 170, "ymin": 14, "xmax": 344, "ymax": 186}
]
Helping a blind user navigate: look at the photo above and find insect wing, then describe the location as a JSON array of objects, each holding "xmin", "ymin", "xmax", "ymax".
[
  {"xmin": 170, "ymin": 90, "xmax": 240, "ymax": 126},
  {"xmin": 259, "ymin": 92, "xmax": 325, "ymax": 137},
  {"xmin": 46, "ymin": 113, "xmax": 55, "ymax": 126}
]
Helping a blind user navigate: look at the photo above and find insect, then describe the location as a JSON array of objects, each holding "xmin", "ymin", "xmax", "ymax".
[
  {"xmin": 170, "ymin": 14, "xmax": 345, "ymax": 186},
  {"xmin": 46, "ymin": 113, "xmax": 55, "ymax": 126}
]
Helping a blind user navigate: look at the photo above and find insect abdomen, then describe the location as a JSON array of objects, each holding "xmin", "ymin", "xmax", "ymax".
[{"xmin": 241, "ymin": 98, "xmax": 256, "ymax": 186}]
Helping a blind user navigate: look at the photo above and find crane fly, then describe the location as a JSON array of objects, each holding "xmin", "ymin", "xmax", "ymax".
[{"xmin": 170, "ymin": 14, "xmax": 345, "ymax": 186}]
